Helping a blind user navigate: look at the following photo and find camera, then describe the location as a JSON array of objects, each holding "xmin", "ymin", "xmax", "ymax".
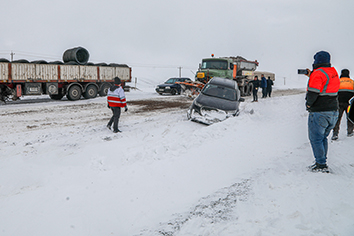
[{"xmin": 298, "ymin": 69, "xmax": 309, "ymax": 75}]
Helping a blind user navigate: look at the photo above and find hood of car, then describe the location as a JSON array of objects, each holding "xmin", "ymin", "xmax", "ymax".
[{"xmin": 195, "ymin": 93, "xmax": 239, "ymax": 111}]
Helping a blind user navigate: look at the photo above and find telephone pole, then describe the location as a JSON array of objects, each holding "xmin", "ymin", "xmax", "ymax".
[
  {"xmin": 10, "ymin": 51, "xmax": 15, "ymax": 62},
  {"xmin": 177, "ymin": 66, "xmax": 182, "ymax": 77}
]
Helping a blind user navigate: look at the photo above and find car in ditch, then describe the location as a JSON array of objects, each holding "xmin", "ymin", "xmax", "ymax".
[
  {"xmin": 156, "ymin": 77, "xmax": 192, "ymax": 95},
  {"xmin": 187, "ymin": 77, "xmax": 245, "ymax": 125}
]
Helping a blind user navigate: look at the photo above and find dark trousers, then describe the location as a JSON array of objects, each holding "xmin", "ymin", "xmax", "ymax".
[
  {"xmin": 262, "ymin": 87, "xmax": 267, "ymax": 98},
  {"xmin": 107, "ymin": 107, "xmax": 121, "ymax": 132},
  {"xmin": 252, "ymin": 89, "xmax": 258, "ymax": 101},
  {"xmin": 333, "ymin": 103, "xmax": 354, "ymax": 135},
  {"xmin": 267, "ymin": 88, "xmax": 272, "ymax": 97}
]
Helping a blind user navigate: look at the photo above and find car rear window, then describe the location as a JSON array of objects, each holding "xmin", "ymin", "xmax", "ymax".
[{"xmin": 202, "ymin": 84, "xmax": 236, "ymax": 101}]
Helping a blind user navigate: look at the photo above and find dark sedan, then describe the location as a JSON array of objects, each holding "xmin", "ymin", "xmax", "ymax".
[
  {"xmin": 187, "ymin": 77, "xmax": 245, "ymax": 125},
  {"xmin": 156, "ymin": 77, "xmax": 192, "ymax": 95}
]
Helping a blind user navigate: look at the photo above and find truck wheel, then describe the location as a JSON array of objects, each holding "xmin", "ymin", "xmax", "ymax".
[
  {"xmin": 99, "ymin": 83, "xmax": 111, "ymax": 96},
  {"xmin": 50, "ymin": 94, "xmax": 64, "ymax": 100},
  {"xmin": 67, "ymin": 85, "xmax": 82, "ymax": 101},
  {"xmin": 248, "ymin": 84, "xmax": 253, "ymax": 96},
  {"xmin": 84, "ymin": 85, "xmax": 98, "ymax": 99}
]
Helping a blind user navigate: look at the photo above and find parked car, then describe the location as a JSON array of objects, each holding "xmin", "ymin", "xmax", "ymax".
[
  {"xmin": 156, "ymin": 77, "xmax": 192, "ymax": 95},
  {"xmin": 187, "ymin": 77, "xmax": 245, "ymax": 125}
]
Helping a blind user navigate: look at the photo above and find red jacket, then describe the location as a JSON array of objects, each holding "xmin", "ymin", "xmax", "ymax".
[
  {"xmin": 107, "ymin": 85, "xmax": 126, "ymax": 108},
  {"xmin": 306, "ymin": 67, "xmax": 339, "ymax": 112}
]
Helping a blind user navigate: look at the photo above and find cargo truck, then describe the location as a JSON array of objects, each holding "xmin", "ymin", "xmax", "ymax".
[
  {"xmin": 195, "ymin": 55, "xmax": 275, "ymax": 96},
  {"xmin": 0, "ymin": 47, "xmax": 131, "ymax": 102}
]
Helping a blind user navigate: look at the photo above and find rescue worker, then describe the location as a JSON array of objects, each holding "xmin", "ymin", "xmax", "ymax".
[
  {"xmin": 107, "ymin": 77, "xmax": 128, "ymax": 133},
  {"xmin": 305, "ymin": 51, "xmax": 340, "ymax": 172},
  {"xmin": 331, "ymin": 69, "xmax": 354, "ymax": 140}
]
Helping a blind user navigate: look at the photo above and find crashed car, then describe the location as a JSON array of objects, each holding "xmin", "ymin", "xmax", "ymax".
[
  {"xmin": 187, "ymin": 77, "xmax": 245, "ymax": 125},
  {"xmin": 156, "ymin": 77, "xmax": 192, "ymax": 95}
]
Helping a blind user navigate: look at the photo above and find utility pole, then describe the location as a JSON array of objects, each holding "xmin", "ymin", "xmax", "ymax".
[
  {"xmin": 178, "ymin": 67, "xmax": 182, "ymax": 77},
  {"xmin": 10, "ymin": 51, "xmax": 15, "ymax": 62}
]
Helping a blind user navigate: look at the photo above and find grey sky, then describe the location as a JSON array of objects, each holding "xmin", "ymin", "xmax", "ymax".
[{"xmin": 1, "ymin": 0, "xmax": 353, "ymax": 85}]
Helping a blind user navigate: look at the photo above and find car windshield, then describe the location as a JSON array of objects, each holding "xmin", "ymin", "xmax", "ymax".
[
  {"xmin": 201, "ymin": 60, "xmax": 228, "ymax": 70},
  {"xmin": 165, "ymin": 78, "xmax": 175, "ymax": 84},
  {"xmin": 202, "ymin": 84, "xmax": 237, "ymax": 101}
]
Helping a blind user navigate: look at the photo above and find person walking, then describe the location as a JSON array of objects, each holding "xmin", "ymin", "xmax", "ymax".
[
  {"xmin": 266, "ymin": 76, "xmax": 273, "ymax": 97},
  {"xmin": 261, "ymin": 74, "xmax": 267, "ymax": 98},
  {"xmin": 331, "ymin": 69, "xmax": 354, "ymax": 140},
  {"xmin": 107, "ymin": 77, "xmax": 128, "ymax": 133},
  {"xmin": 249, "ymin": 76, "xmax": 260, "ymax": 102},
  {"xmin": 305, "ymin": 51, "xmax": 340, "ymax": 172}
]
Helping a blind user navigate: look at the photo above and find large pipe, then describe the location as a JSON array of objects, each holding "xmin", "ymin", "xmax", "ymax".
[{"xmin": 62, "ymin": 47, "xmax": 90, "ymax": 65}]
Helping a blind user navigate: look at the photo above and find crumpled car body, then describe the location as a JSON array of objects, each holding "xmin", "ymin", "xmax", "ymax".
[{"xmin": 187, "ymin": 77, "xmax": 244, "ymax": 125}]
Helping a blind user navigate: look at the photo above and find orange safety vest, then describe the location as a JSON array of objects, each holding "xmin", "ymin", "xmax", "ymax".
[
  {"xmin": 338, "ymin": 77, "xmax": 354, "ymax": 92},
  {"xmin": 307, "ymin": 67, "xmax": 339, "ymax": 96}
]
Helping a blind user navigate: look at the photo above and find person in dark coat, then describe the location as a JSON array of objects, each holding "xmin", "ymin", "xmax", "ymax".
[
  {"xmin": 261, "ymin": 74, "xmax": 267, "ymax": 98},
  {"xmin": 249, "ymin": 76, "xmax": 260, "ymax": 102},
  {"xmin": 266, "ymin": 76, "xmax": 274, "ymax": 97}
]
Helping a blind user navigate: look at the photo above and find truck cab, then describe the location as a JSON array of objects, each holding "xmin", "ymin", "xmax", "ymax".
[{"xmin": 196, "ymin": 55, "xmax": 260, "ymax": 96}]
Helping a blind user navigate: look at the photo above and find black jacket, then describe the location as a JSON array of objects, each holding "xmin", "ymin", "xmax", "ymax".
[{"xmin": 249, "ymin": 80, "xmax": 260, "ymax": 91}]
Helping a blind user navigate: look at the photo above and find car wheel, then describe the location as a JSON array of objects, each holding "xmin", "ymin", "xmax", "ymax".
[{"xmin": 171, "ymin": 88, "xmax": 177, "ymax": 95}]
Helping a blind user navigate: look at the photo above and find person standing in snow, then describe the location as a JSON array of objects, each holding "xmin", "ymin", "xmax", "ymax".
[
  {"xmin": 107, "ymin": 77, "xmax": 128, "ymax": 133},
  {"xmin": 331, "ymin": 69, "xmax": 354, "ymax": 140},
  {"xmin": 266, "ymin": 76, "xmax": 273, "ymax": 97},
  {"xmin": 305, "ymin": 51, "xmax": 340, "ymax": 172},
  {"xmin": 249, "ymin": 75, "xmax": 260, "ymax": 102},
  {"xmin": 260, "ymin": 74, "xmax": 267, "ymax": 98}
]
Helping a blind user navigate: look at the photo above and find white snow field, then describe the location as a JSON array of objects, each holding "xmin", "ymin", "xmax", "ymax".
[{"xmin": 1, "ymin": 84, "xmax": 354, "ymax": 236}]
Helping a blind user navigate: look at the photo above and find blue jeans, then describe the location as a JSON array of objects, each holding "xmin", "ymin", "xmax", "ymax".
[{"xmin": 308, "ymin": 111, "xmax": 339, "ymax": 165}]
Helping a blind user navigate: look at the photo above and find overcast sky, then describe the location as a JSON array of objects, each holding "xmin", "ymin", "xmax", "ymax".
[{"xmin": 1, "ymin": 0, "xmax": 353, "ymax": 85}]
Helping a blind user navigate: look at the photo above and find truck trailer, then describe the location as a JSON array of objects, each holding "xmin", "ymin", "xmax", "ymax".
[{"xmin": 0, "ymin": 47, "xmax": 131, "ymax": 102}]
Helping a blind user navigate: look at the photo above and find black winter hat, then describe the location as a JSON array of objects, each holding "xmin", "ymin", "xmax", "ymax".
[
  {"xmin": 114, "ymin": 77, "xmax": 121, "ymax": 84},
  {"xmin": 313, "ymin": 51, "xmax": 331, "ymax": 65},
  {"xmin": 340, "ymin": 69, "xmax": 350, "ymax": 78}
]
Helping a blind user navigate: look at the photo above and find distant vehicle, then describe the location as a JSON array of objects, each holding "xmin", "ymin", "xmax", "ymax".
[
  {"xmin": 156, "ymin": 77, "xmax": 192, "ymax": 95},
  {"xmin": 187, "ymin": 77, "xmax": 244, "ymax": 125}
]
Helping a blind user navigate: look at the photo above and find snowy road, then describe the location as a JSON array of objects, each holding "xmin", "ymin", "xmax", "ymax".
[{"xmin": 1, "ymin": 88, "xmax": 354, "ymax": 236}]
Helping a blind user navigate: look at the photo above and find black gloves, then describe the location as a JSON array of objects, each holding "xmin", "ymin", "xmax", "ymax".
[{"xmin": 125, "ymin": 106, "xmax": 128, "ymax": 112}]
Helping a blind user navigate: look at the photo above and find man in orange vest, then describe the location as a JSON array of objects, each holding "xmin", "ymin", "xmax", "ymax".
[
  {"xmin": 305, "ymin": 51, "xmax": 340, "ymax": 172},
  {"xmin": 331, "ymin": 69, "xmax": 354, "ymax": 140},
  {"xmin": 107, "ymin": 77, "xmax": 128, "ymax": 133}
]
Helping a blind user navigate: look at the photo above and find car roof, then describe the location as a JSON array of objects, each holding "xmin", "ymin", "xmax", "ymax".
[
  {"xmin": 168, "ymin": 77, "xmax": 190, "ymax": 80},
  {"xmin": 209, "ymin": 77, "xmax": 237, "ymax": 89}
]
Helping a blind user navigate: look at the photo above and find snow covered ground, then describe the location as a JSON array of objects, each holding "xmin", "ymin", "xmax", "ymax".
[{"xmin": 1, "ymin": 81, "xmax": 354, "ymax": 236}]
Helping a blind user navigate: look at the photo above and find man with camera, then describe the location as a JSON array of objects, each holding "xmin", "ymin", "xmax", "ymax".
[{"xmin": 302, "ymin": 51, "xmax": 340, "ymax": 172}]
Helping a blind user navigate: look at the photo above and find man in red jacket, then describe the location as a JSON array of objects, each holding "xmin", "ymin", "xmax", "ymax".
[
  {"xmin": 107, "ymin": 77, "xmax": 128, "ymax": 133},
  {"xmin": 305, "ymin": 51, "xmax": 340, "ymax": 172}
]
